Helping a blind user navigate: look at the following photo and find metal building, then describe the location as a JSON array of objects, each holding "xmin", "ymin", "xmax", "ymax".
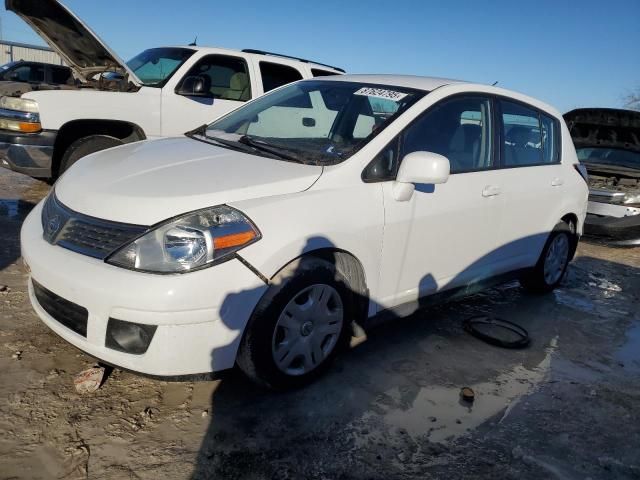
[{"xmin": 0, "ymin": 40, "xmax": 64, "ymax": 65}]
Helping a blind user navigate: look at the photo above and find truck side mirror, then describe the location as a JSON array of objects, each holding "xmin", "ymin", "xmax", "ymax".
[{"xmin": 176, "ymin": 75, "xmax": 212, "ymax": 98}]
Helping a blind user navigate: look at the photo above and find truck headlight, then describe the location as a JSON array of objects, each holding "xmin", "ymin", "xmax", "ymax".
[
  {"xmin": 623, "ymin": 193, "xmax": 640, "ymax": 206},
  {"xmin": 106, "ymin": 206, "xmax": 261, "ymax": 273},
  {"xmin": 0, "ymin": 96, "xmax": 41, "ymax": 133},
  {"xmin": 0, "ymin": 96, "xmax": 39, "ymax": 113}
]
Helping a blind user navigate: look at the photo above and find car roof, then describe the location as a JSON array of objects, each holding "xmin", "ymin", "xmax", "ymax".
[
  {"xmin": 311, "ymin": 74, "xmax": 562, "ymax": 118},
  {"xmin": 160, "ymin": 45, "xmax": 344, "ymax": 72},
  {"xmin": 312, "ymin": 74, "xmax": 466, "ymax": 91}
]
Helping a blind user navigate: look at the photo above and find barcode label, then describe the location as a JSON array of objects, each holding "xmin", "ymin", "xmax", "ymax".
[{"xmin": 354, "ymin": 87, "xmax": 408, "ymax": 102}]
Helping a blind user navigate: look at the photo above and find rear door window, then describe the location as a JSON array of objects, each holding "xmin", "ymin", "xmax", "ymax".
[
  {"xmin": 259, "ymin": 62, "xmax": 304, "ymax": 93},
  {"xmin": 500, "ymin": 101, "xmax": 544, "ymax": 167}
]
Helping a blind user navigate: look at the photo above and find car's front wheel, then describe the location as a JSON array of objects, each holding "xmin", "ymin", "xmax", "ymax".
[
  {"xmin": 520, "ymin": 222, "xmax": 575, "ymax": 292},
  {"xmin": 237, "ymin": 257, "xmax": 353, "ymax": 389}
]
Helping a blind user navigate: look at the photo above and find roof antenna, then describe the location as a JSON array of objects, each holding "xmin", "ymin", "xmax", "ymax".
[
  {"xmin": 492, "ymin": 81, "xmax": 499, "ymax": 86},
  {"xmin": 189, "ymin": 36, "xmax": 198, "ymax": 46}
]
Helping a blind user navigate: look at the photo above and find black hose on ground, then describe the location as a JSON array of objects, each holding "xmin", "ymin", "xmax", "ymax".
[{"xmin": 464, "ymin": 315, "xmax": 530, "ymax": 349}]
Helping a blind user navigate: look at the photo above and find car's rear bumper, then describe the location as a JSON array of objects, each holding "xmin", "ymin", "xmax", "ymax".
[
  {"xmin": 583, "ymin": 209, "xmax": 640, "ymax": 247},
  {"xmin": 0, "ymin": 129, "xmax": 56, "ymax": 177}
]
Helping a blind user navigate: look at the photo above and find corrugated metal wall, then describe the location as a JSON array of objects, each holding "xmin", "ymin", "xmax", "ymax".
[{"xmin": 0, "ymin": 41, "xmax": 64, "ymax": 65}]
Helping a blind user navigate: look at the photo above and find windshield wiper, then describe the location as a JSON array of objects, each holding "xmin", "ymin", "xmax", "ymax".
[
  {"xmin": 188, "ymin": 127, "xmax": 255, "ymax": 154},
  {"xmin": 237, "ymin": 136, "xmax": 302, "ymax": 163}
]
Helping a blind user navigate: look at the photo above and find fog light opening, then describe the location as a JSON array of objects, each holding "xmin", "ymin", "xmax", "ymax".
[{"xmin": 106, "ymin": 318, "xmax": 157, "ymax": 355}]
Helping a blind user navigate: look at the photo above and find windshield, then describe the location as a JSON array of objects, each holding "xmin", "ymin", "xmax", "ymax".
[
  {"xmin": 127, "ymin": 48, "xmax": 195, "ymax": 87},
  {"xmin": 201, "ymin": 80, "xmax": 424, "ymax": 165},
  {"xmin": 577, "ymin": 147, "xmax": 640, "ymax": 171}
]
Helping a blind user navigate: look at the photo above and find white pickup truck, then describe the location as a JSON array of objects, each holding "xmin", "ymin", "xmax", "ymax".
[{"xmin": 0, "ymin": 0, "xmax": 343, "ymax": 179}]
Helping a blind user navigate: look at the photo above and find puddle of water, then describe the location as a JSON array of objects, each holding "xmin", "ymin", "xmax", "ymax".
[
  {"xmin": 367, "ymin": 337, "xmax": 558, "ymax": 444},
  {"xmin": 616, "ymin": 322, "xmax": 640, "ymax": 373},
  {"xmin": 553, "ymin": 290, "xmax": 595, "ymax": 314},
  {"xmin": 0, "ymin": 199, "xmax": 19, "ymax": 218},
  {"xmin": 0, "ymin": 199, "xmax": 33, "ymax": 220}
]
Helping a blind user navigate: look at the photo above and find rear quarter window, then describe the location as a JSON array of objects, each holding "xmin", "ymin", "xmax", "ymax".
[{"xmin": 311, "ymin": 68, "xmax": 339, "ymax": 77}]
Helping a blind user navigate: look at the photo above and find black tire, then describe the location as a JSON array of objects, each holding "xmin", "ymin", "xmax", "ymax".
[
  {"xmin": 59, "ymin": 135, "xmax": 124, "ymax": 175},
  {"xmin": 236, "ymin": 257, "xmax": 355, "ymax": 390},
  {"xmin": 520, "ymin": 222, "xmax": 575, "ymax": 293}
]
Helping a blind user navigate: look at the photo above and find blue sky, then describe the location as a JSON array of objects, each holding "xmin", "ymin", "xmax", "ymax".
[{"xmin": 1, "ymin": 0, "xmax": 638, "ymax": 112}]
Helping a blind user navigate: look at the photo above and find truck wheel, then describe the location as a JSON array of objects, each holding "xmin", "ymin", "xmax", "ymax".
[
  {"xmin": 59, "ymin": 135, "xmax": 123, "ymax": 175},
  {"xmin": 236, "ymin": 257, "xmax": 354, "ymax": 390},
  {"xmin": 520, "ymin": 222, "xmax": 574, "ymax": 293}
]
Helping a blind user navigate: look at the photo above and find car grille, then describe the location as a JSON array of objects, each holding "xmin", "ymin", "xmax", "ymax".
[
  {"xmin": 41, "ymin": 193, "xmax": 147, "ymax": 260},
  {"xmin": 32, "ymin": 279, "xmax": 89, "ymax": 337}
]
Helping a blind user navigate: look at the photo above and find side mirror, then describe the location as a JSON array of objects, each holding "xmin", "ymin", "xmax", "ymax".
[
  {"xmin": 393, "ymin": 151, "xmax": 450, "ymax": 201},
  {"xmin": 176, "ymin": 75, "xmax": 212, "ymax": 97},
  {"xmin": 8, "ymin": 72, "xmax": 20, "ymax": 81}
]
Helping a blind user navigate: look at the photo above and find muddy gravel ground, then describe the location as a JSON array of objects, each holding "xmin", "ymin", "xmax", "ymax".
[{"xmin": 1, "ymin": 168, "xmax": 639, "ymax": 480}]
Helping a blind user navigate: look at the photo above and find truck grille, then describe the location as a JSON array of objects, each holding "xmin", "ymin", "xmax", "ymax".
[
  {"xmin": 32, "ymin": 279, "xmax": 89, "ymax": 337},
  {"xmin": 41, "ymin": 193, "xmax": 147, "ymax": 260}
]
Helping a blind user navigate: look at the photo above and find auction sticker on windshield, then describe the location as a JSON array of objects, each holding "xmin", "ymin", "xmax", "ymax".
[{"xmin": 354, "ymin": 87, "xmax": 408, "ymax": 101}]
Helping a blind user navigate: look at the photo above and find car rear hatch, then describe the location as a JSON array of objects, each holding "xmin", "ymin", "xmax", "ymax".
[{"xmin": 5, "ymin": 0, "xmax": 142, "ymax": 85}]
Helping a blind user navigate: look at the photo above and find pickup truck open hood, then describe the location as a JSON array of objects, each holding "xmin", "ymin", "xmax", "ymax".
[
  {"xmin": 564, "ymin": 108, "xmax": 640, "ymax": 152},
  {"xmin": 5, "ymin": 0, "xmax": 141, "ymax": 85},
  {"xmin": 54, "ymin": 137, "xmax": 323, "ymax": 225}
]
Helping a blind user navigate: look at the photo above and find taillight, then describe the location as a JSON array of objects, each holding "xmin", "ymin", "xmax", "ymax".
[{"xmin": 574, "ymin": 163, "xmax": 589, "ymax": 184}]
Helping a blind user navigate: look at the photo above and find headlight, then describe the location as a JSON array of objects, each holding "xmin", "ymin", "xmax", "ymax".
[
  {"xmin": 0, "ymin": 96, "xmax": 41, "ymax": 133},
  {"xmin": 0, "ymin": 96, "xmax": 39, "ymax": 113},
  {"xmin": 106, "ymin": 206, "xmax": 260, "ymax": 273},
  {"xmin": 623, "ymin": 193, "xmax": 640, "ymax": 206}
]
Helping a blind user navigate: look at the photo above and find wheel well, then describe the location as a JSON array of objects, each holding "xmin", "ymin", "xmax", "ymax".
[
  {"xmin": 52, "ymin": 120, "xmax": 146, "ymax": 176},
  {"xmin": 274, "ymin": 248, "xmax": 369, "ymax": 327},
  {"xmin": 561, "ymin": 213, "xmax": 579, "ymax": 259}
]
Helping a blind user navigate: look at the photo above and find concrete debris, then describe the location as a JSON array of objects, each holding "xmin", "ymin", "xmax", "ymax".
[
  {"xmin": 461, "ymin": 387, "xmax": 475, "ymax": 403},
  {"xmin": 74, "ymin": 366, "xmax": 106, "ymax": 394}
]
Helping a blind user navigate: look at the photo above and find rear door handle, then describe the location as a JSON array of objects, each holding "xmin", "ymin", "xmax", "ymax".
[
  {"xmin": 551, "ymin": 178, "xmax": 564, "ymax": 187},
  {"xmin": 482, "ymin": 185, "xmax": 502, "ymax": 197}
]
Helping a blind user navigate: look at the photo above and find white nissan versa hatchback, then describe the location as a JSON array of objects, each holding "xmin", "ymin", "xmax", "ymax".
[{"xmin": 21, "ymin": 75, "xmax": 588, "ymax": 389}]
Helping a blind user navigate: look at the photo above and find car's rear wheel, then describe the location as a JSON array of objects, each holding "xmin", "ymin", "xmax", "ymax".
[
  {"xmin": 237, "ymin": 257, "xmax": 353, "ymax": 390},
  {"xmin": 59, "ymin": 135, "xmax": 124, "ymax": 175},
  {"xmin": 520, "ymin": 222, "xmax": 574, "ymax": 293}
]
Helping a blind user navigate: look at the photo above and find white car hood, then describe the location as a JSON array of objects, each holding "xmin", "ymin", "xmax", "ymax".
[{"xmin": 55, "ymin": 137, "xmax": 323, "ymax": 225}]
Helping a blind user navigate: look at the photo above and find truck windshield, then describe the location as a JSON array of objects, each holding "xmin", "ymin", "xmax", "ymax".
[
  {"xmin": 127, "ymin": 48, "xmax": 194, "ymax": 87},
  {"xmin": 202, "ymin": 80, "xmax": 424, "ymax": 165}
]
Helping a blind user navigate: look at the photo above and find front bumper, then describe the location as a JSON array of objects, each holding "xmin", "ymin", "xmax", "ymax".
[
  {"xmin": 21, "ymin": 201, "xmax": 269, "ymax": 376},
  {"xmin": 583, "ymin": 201, "xmax": 640, "ymax": 247},
  {"xmin": 0, "ymin": 129, "xmax": 56, "ymax": 178}
]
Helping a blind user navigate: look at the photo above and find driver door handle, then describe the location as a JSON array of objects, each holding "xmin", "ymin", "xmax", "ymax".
[
  {"xmin": 551, "ymin": 177, "xmax": 564, "ymax": 187},
  {"xmin": 482, "ymin": 185, "xmax": 502, "ymax": 197}
]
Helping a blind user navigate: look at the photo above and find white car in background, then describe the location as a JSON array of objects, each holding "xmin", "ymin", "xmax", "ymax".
[
  {"xmin": 0, "ymin": 0, "xmax": 342, "ymax": 179},
  {"xmin": 21, "ymin": 75, "xmax": 588, "ymax": 389}
]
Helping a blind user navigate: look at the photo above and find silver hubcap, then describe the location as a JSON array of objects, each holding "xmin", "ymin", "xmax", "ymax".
[
  {"xmin": 544, "ymin": 234, "xmax": 569, "ymax": 285},
  {"xmin": 272, "ymin": 284, "xmax": 344, "ymax": 376}
]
